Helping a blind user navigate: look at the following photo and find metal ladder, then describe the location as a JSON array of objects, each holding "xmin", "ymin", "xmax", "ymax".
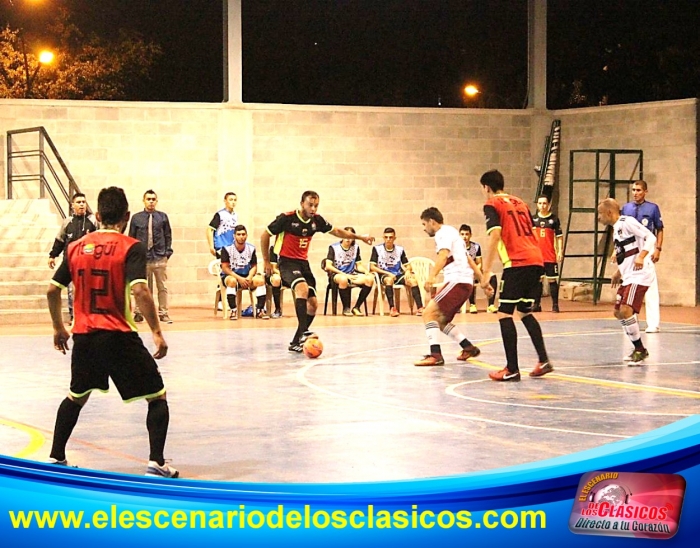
[{"xmin": 560, "ymin": 149, "xmax": 643, "ymax": 303}]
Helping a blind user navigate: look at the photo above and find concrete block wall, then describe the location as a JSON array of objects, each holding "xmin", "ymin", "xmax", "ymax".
[
  {"xmin": 555, "ymin": 99, "xmax": 698, "ymax": 306},
  {"xmin": 247, "ymin": 105, "xmax": 532, "ymax": 292},
  {"xmin": 1, "ymin": 97, "xmax": 697, "ymax": 310}
]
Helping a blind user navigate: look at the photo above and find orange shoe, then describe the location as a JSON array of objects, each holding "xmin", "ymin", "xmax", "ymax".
[
  {"xmin": 390, "ymin": 307, "xmax": 399, "ymax": 317},
  {"xmin": 489, "ymin": 367, "xmax": 521, "ymax": 382},
  {"xmin": 529, "ymin": 361, "xmax": 554, "ymax": 377},
  {"xmin": 414, "ymin": 354, "xmax": 445, "ymax": 367},
  {"xmin": 456, "ymin": 345, "xmax": 481, "ymax": 361}
]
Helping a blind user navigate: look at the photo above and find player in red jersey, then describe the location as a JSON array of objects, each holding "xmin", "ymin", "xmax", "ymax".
[
  {"xmin": 531, "ymin": 195, "xmax": 563, "ymax": 313},
  {"xmin": 479, "ymin": 170, "xmax": 553, "ymax": 381},
  {"xmin": 47, "ymin": 187, "xmax": 178, "ymax": 478},
  {"xmin": 261, "ymin": 190, "xmax": 374, "ymax": 352}
]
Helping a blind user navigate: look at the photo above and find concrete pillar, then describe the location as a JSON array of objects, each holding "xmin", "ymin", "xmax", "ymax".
[
  {"xmin": 527, "ymin": 0, "xmax": 547, "ymax": 110},
  {"xmin": 223, "ymin": 0, "xmax": 243, "ymax": 104}
]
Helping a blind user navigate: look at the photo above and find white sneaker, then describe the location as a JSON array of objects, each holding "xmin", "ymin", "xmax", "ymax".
[
  {"xmin": 146, "ymin": 460, "xmax": 179, "ymax": 478},
  {"xmin": 48, "ymin": 458, "xmax": 77, "ymax": 468},
  {"xmin": 645, "ymin": 327, "xmax": 660, "ymax": 333}
]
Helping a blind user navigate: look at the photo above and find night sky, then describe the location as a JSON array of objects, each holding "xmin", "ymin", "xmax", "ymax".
[{"xmin": 2, "ymin": 0, "xmax": 699, "ymax": 107}]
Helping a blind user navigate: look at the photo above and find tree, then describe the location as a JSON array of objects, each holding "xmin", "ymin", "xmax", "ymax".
[{"xmin": 0, "ymin": 9, "xmax": 162, "ymax": 100}]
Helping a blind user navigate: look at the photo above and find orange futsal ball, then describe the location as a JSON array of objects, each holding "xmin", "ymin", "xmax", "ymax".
[{"xmin": 303, "ymin": 338, "xmax": 323, "ymax": 359}]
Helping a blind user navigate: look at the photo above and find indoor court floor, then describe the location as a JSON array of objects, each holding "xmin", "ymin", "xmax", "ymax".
[{"xmin": 1, "ymin": 300, "xmax": 699, "ymax": 483}]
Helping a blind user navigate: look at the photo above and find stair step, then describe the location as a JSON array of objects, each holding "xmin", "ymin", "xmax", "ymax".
[
  {"xmin": 0, "ymin": 226, "xmax": 57, "ymax": 240},
  {"xmin": 0, "ymin": 267, "xmax": 55, "ymax": 283},
  {"xmin": 0, "ymin": 242, "xmax": 52, "ymax": 255},
  {"xmin": 0, "ymin": 309, "xmax": 53, "ymax": 326},
  {"xmin": 0, "ymin": 280, "xmax": 49, "ymax": 296},
  {"xmin": 0, "ymin": 294, "xmax": 51, "ymax": 309},
  {"xmin": 0, "ymin": 198, "xmax": 55, "ymax": 216},
  {"xmin": 0, "ymin": 198, "xmax": 69, "ymax": 321},
  {"xmin": 0, "ymin": 252, "xmax": 52, "ymax": 268}
]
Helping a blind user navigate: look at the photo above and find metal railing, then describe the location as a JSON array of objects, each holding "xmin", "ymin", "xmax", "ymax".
[{"xmin": 7, "ymin": 126, "xmax": 84, "ymax": 219}]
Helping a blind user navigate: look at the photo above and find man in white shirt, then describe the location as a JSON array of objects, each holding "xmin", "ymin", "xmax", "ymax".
[
  {"xmin": 598, "ymin": 198, "xmax": 657, "ymax": 365},
  {"xmin": 414, "ymin": 207, "xmax": 485, "ymax": 367}
]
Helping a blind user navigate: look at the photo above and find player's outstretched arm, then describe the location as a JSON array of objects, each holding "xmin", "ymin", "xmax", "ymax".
[
  {"xmin": 132, "ymin": 282, "xmax": 168, "ymax": 359},
  {"xmin": 330, "ymin": 227, "xmax": 374, "ymax": 245}
]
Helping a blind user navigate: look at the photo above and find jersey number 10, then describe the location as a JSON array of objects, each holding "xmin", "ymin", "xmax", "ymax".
[{"xmin": 506, "ymin": 211, "xmax": 534, "ymax": 237}]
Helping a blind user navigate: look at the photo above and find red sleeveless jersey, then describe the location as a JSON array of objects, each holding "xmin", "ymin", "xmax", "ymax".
[
  {"xmin": 58, "ymin": 231, "xmax": 147, "ymax": 334},
  {"xmin": 484, "ymin": 194, "xmax": 543, "ymax": 268}
]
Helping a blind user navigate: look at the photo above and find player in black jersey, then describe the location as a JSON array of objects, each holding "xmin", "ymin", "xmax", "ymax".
[{"xmin": 261, "ymin": 190, "xmax": 374, "ymax": 352}]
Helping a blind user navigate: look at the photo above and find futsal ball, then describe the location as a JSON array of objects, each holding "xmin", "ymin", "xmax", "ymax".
[{"xmin": 303, "ymin": 338, "xmax": 323, "ymax": 359}]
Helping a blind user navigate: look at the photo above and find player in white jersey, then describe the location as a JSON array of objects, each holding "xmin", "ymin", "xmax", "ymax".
[
  {"xmin": 414, "ymin": 207, "xmax": 485, "ymax": 367},
  {"xmin": 598, "ymin": 198, "xmax": 657, "ymax": 364}
]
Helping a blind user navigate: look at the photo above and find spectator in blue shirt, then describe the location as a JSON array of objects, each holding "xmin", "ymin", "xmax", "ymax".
[
  {"xmin": 621, "ymin": 180, "xmax": 663, "ymax": 333},
  {"xmin": 128, "ymin": 190, "xmax": 174, "ymax": 324}
]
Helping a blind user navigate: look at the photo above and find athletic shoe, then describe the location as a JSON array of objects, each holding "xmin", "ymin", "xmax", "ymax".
[
  {"xmin": 256, "ymin": 309, "xmax": 270, "ymax": 320},
  {"xmin": 456, "ymin": 345, "xmax": 481, "ymax": 361},
  {"xmin": 489, "ymin": 367, "xmax": 521, "ymax": 382},
  {"xmin": 552, "ymin": 304, "xmax": 560, "ymax": 313},
  {"xmin": 351, "ymin": 307, "xmax": 363, "ymax": 316},
  {"xmin": 48, "ymin": 458, "xmax": 77, "ymax": 468},
  {"xmin": 299, "ymin": 331, "xmax": 318, "ymax": 344},
  {"xmin": 145, "ymin": 461, "xmax": 179, "ymax": 478},
  {"xmin": 487, "ymin": 305, "xmax": 498, "ymax": 313},
  {"xmin": 288, "ymin": 342, "xmax": 304, "ymax": 353},
  {"xmin": 627, "ymin": 349, "xmax": 649, "ymax": 366},
  {"xmin": 531, "ymin": 304, "xmax": 542, "ymax": 313},
  {"xmin": 342, "ymin": 308, "xmax": 353, "ymax": 316},
  {"xmin": 469, "ymin": 304, "xmax": 478, "ymax": 314},
  {"xmin": 271, "ymin": 309, "xmax": 282, "ymax": 319},
  {"xmin": 390, "ymin": 307, "xmax": 399, "ymax": 317},
  {"xmin": 645, "ymin": 327, "xmax": 660, "ymax": 333},
  {"xmin": 529, "ymin": 361, "xmax": 554, "ymax": 377},
  {"xmin": 415, "ymin": 307, "xmax": 424, "ymax": 316},
  {"xmin": 229, "ymin": 308, "xmax": 237, "ymax": 320},
  {"xmin": 414, "ymin": 354, "xmax": 445, "ymax": 366},
  {"xmin": 133, "ymin": 312, "xmax": 144, "ymax": 323},
  {"xmin": 159, "ymin": 313, "xmax": 173, "ymax": 324}
]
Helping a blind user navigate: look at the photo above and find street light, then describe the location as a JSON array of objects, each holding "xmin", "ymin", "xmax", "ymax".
[
  {"xmin": 24, "ymin": 48, "xmax": 54, "ymax": 97},
  {"xmin": 464, "ymin": 84, "xmax": 480, "ymax": 98},
  {"xmin": 4, "ymin": 0, "xmax": 53, "ymax": 97},
  {"xmin": 38, "ymin": 49, "xmax": 54, "ymax": 64}
]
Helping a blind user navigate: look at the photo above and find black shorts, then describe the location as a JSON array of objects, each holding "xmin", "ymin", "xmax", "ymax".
[
  {"xmin": 70, "ymin": 331, "xmax": 166, "ymax": 402},
  {"xmin": 543, "ymin": 262, "xmax": 559, "ymax": 280},
  {"xmin": 499, "ymin": 265, "xmax": 545, "ymax": 314},
  {"xmin": 278, "ymin": 257, "xmax": 317, "ymax": 296}
]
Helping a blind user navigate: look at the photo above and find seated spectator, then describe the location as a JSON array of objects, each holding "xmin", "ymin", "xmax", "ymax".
[
  {"xmin": 323, "ymin": 227, "xmax": 374, "ymax": 316},
  {"xmin": 220, "ymin": 225, "xmax": 268, "ymax": 320},
  {"xmin": 369, "ymin": 227, "xmax": 424, "ymax": 317}
]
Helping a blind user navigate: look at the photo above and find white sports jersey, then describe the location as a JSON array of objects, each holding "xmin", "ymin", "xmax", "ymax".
[
  {"xmin": 434, "ymin": 224, "xmax": 473, "ymax": 284},
  {"xmin": 613, "ymin": 215, "xmax": 656, "ymax": 287}
]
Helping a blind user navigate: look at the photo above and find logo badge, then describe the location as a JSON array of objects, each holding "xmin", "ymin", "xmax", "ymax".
[{"xmin": 569, "ymin": 471, "xmax": 685, "ymax": 539}]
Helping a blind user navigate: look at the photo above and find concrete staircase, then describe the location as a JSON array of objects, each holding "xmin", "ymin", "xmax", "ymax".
[{"xmin": 0, "ymin": 199, "xmax": 63, "ymax": 325}]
